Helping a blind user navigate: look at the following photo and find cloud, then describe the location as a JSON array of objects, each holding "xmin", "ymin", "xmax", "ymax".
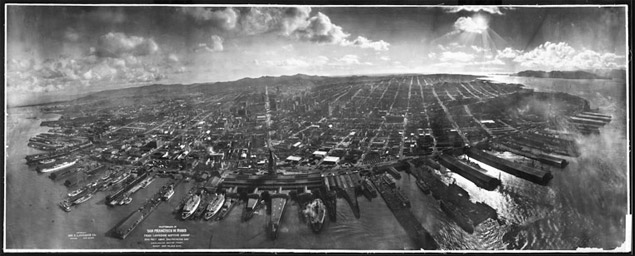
[
  {"xmin": 335, "ymin": 54, "xmax": 360, "ymax": 65},
  {"xmin": 439, "ymin": 51, "xmax": 475, "ymax": 62},
  {"xmin": 180, "ymin": 7, "xmax": 238, "ymax": 30},
  {"xmin": 210, "ymin": 35, "xmax": 224, "ymax": 51},
  {"xmin": 496, "ymin": 47, "xmax": 523, "ymax": 59},
  {"xmin": 182, "ymin": 7, "xmax": 388, "ymax": 51},
  {"xmin": 86, "ymin": 7, "xmax": 127, "ymax": 24},
  {"xmin": 196, "ymin": 35, "xmax": 224, "ymax": 52},
  {"xmin": 281, "ymin": 44, "xmax": 294, "ymax": 51},
  {"xmin": 511, "ymin": 41, "xmax": 625, "ymax": 70},
  {"xmin": 380, "ymin": 56, "xmax": 390, "ymax": 61},
  {"xmin": 64, "ymin": 28, "xmax": 80, "ymax": 42},
  {"xmin": 291, "ymin": 12, "xmax": 390, "ymax": 51},
  {"xmin": 294, "ymin": 12, "xmax": 350, "ymax": 44},
  {"xmin": 453, "ymin": 16, "xmax": 488, "ymax": 34},
  {"xmin": 95, "ymin": 32, "xmax": 159, "ymax": 58},
  {"xmin": 238, "ymin": 7, "xmax": 311, "ymax": 36},
  {"xmin": 256, "ymin": 54, "xmax": 370, "ymax": 69},
  {"xmin": 444, "ymin": 6, "xmax": 511, "ymax": 15},
  {"xmin": 471, "ymin": 45, "xmax": 486, "ymax": 53},
  {"xmin": 347, "ymin": 36, "xmax": 390, "ymax": 51},
  {"xmin": 167, "ymin": 53, "xmax": 180, "ymax": 63},
  {"xmin": 256, "ymin": 55, "xmax": 328, "ymax": 69},
  {"xmin": 278, "ymin": 7, "xmax": 312, "ymax": 35}
]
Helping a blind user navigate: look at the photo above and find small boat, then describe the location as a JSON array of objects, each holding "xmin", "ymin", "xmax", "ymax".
[
  {"xmin": 67, "ymin": 188, "xmax": 86, "ymax": 197},
  {"xmin": 39, "ymin": 159, "xmax": 56, "ymax": 165},
  {"xmin": 161, "ymin": 184, "xmax": 175, "ymax": 201},
  {"xmin": 217, "ymin": 198, "xmax": 236, "ymax": 220},
  {"xmin": 141, "ymin": 176, "xmax": 156, "ymax": 188},
  {"xmin": 73, "ymin": 193, "xmax": 93, "ymax": 205},
  {"xmin": 122, "ymin": 197, "xmax": 132, "ymax": 205},
  {"xmin": 58, "ymin": 200, "xmax": 71, "ymax": 212}
]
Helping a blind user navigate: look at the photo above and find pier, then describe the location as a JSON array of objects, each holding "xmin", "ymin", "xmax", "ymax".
[
  {"xmin": 466, "ymin": 147, "xmax": 553, "ymax": 185},
  {"xmin": 370, "ymin": 175, "xmax": 438, "ymax": 249},
  {"xmin": 437, "ymin": 154, "xmax": 501, "ymax": 190},
  {"xmin": 109, "ymin": 182, "xmax": 178, "ymax": 239},
  {"xmin": 490, "ymin": 141, "xmax": 568, "ymax": 168}
]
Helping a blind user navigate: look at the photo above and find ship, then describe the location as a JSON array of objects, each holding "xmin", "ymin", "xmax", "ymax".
[
  {"xmin": 161, "ymin": 184, "xmax": 175, "ymax": 201},
  {"xmin": 204, "ymin": 193, "xmax": 225, "ymax": 220},
  {"xmin": 68, "ymin": 187, "xmax": 86, "ymax": 197},
  {"xmin": 39, "ymin": 159, "xmax": 77, "ymax": 173},
  {"xmin": 361, "ymin": 178, "xmax": 378, "ymax": 199},
  {"xmin": 382, "ymin": 173, "xmax": 397, "ymax": 188},
  {"xmin": 141, "ymin": 176, "xmax": 156, "ymax": 189},
  {"xmin": 302, "ymin": 198, "xmax": 326, "ymax": 233},
  {"xmin": 72, "ymin": 193, "xmax": 93, "ymax": 205},
  {"xmin": 39, "ymin": 159, "xmax": 56, "ymax": 165},
  {"xmin": 242, "ymin": 188, "xmax": 262, "ymax": 222},
  {"xmin": 181, "ymin": 194, "xmax": 201, "ymax": 220},
  {"xmin": 59, "ymin": 200, "xmax": 72, "ymax": 212},
  {"xmin": 111, "ymin": 172, "xmax": 131, "ymax": 185},
  {"xmin": 217, "ymin": 197, "xmax": 237, "ymax": 220},
  {"xmin": 269, "ymin": 188, "xmax": 289, "ymax": 239},
  {"xmin": 416, "ymin": 179, "xmax": 431, "ymax": 194}
]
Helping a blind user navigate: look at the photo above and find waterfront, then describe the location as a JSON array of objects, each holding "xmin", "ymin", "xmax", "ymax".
[{"xmin": 5, "ymin": 76, "xmax": 628, "ymax": 250}]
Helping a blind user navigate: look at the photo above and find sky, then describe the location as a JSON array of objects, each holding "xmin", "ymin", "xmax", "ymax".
[{"xmin": 5, "ymin": 5, "xmax": 628, "ymax": 95}]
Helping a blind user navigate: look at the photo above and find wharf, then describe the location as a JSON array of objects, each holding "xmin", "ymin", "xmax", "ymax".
[
  {"xmin": 221, "ymin": 173, "xmax": 324, "ymax": 191},
  {"xmin": 326, "ymin": 172, "xmax": 360, "ymax": 219},
  {"xmin": 508, "ymin": 135, "xmax": 578, "ymax": 157},
  {"xmin": 323, "ymin": 190, "xmax": 337, "ymax": 222},
  {"xmin": 410, "ymin": 161, "xmax": 499, "ymax": 231},
  {"xmin": 466, "ymin": 147, "xmax": 552, "ymax": 185},
  {"xmin": 269, "ymin": 189, "xmax": 289, "ymax": 239},
  {"xmin": 109, "ymin": 182, "xmax": 176, "ymax": 239},
  {"xmin": 437, "ymin": 154, "xmax": 501, "ymax": 190},
  {"xmin": 106, "ymin": 170, "xmax": 150, "ymax": 205},
  {"xmin": 25, "ymin": 142, "xmax": 92, "ymax": 164},
  {"xmin": 370, "ymin": 176, "xmax": 438, "ymax": 249},
  {"xmin": 490, "ymin": 141, "xmax": 568, "ymax": 168},
  {"xmin": 27, "ymin": 141, "xmax": 61, "ymax": 151}
]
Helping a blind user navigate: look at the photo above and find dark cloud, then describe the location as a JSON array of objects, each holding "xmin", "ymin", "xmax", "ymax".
[
  {"xmin": 95, "ymin": 32, "xmax": 159, "ymax": 58},
  {"xmin": 180, "ymin": 7, "xmax": 238, "ymax": 30},
  {"xmin": 195, "ymin": 35, "xmax": 224, "ymax": 52}
]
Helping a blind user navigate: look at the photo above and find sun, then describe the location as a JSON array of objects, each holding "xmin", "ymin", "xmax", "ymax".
[{"xmin": 472, "ymin": 14, "xmax": 489, "ymax": 34}]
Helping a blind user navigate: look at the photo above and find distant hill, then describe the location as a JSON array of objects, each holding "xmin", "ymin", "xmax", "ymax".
[
  {"xmin": 67, "ymin": 73, "xmax": 326, "ymax": 105},
  {"xmin": 515, "ymin": 70, "xmax": 608, "ymax": 80}
]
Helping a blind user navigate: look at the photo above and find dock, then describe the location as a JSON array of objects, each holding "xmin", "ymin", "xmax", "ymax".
[
  {"xmin": 466, "ymin": 147, "xmax": 552, "ymax": 185},
  {"xmin": 370, "ymin": 175, "xmax": 438, "ymax": 249},
  {"xmin": 106, "ymin": 170, "xmax": 150, "ymax": 206},
  {"xmin": 110, "ymin": 182, "xmax": 177, "ymax": 239},
  {"xmin": 437, "ymin": 154, "xmax": 501, "ymax": 190},
  {"xmin": 491, "ymin": 141, "xmax": 568, "ymax": 168},
  {"xmin": 410, "ymin": 163, "xmax": 499, "ymax": 234},
  {"xmin": 269, "ymin": 188, "xmax": 289, "ymax": 239},
  {"xmin": 334, "ymin": 173, "xmax": 360, "ymax": 219}
]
